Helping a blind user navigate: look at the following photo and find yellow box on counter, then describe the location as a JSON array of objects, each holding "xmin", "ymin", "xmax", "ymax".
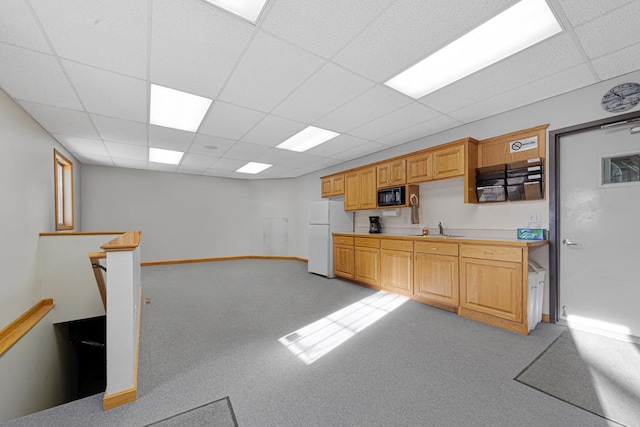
[{"xmin": 517, "ymin": 228, "xmax": 547, "ymax": 240}]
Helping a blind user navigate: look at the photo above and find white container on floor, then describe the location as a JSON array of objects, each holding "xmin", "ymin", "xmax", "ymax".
[{"xmin": 527, "ymin": 259, "xmax": 546, "ymax": 332}]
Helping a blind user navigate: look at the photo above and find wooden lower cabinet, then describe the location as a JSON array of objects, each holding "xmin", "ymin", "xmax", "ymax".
[
  {"xmin": 355, "ymin": 247, "xmax": 380, "ymax": 286},
  {"xmin": 380, "ymin": 249, "xmax": 413, "ymax": 295},
  {"xmin": 458, "ymin": 244, "xmax": 526, "ymax": 334},
  {"xmin": 333, "ymin": 245, "xmax": 354, "ymax": 279},
  {"xmin": 414, "ymin": 253, "xmax": 459, "ymax": 309}
]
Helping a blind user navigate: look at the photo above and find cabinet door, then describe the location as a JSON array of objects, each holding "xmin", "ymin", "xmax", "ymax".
[
  {"xmin": 334, "ymin": 245, "xmax": 354, "ymax": 279},
  {"xmin": 407, "ymin": 152, "xmax": 433, "ymax": 183},
  {"xmin": 433, "ymin": 144, "xmax": 465, "ymax": 179},
  {"xmin": 388, "ymin": 159, "xmax": 406, "ymax": 186},
  {"xmin": 380, "ymin": 249, "xmax": 413, "ymax": 295},
  {"xmin": 321, "ymin": 177, "xmax": 333, "ymax": 197},
  {"xmin": 359, "ymin": 167, "xmax": 377, "ymax": 209},
  {"xmin": 344, "ymin": 171, "xmax": 360, "ymax": 210},
  {"xmin": 376, "ymin": 163, "xmax": 391, "ymax": 188},
  {"xmin": 414, "ymin": 253, "xmax": 459, "ymax": 306},
  {"xmin": 355, "ymin": 247, "xmax": 380, "ymax": 287},
  {"xmin": 332, "ymin": 174, "xmax": 345, "ymax": 195},
  {"xmin": 459, "ymin": 257, "xmax": 522, "ymax": 322}
]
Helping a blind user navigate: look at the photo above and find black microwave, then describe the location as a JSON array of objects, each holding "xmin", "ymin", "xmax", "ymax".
[{"xmin": 377, "ymin": 186, "xmax": 406, "ymax": 207}]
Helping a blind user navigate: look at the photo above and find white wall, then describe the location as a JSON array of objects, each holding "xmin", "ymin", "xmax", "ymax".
[{"xmin": 0, "ymin": 89, "xmax": 79, "ymax": 421}]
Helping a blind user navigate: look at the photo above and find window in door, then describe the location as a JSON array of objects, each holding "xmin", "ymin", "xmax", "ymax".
[
  {"xmin": 601, "ymin": 152, "xmax": 640, "ymax": 186},
  {"xmin": 54, "ymin": 149, "xmax": 74, "ymax": 230}
]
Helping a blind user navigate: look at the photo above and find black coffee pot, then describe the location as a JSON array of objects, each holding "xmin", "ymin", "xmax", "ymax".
[{"xmin": 369, "ymin": 216, "xmax": 382, "ymax": 234}]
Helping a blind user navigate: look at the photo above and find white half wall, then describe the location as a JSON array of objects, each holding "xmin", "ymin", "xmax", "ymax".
[{"xmin": 0, "ymin": 89, "xmax": 80, "ymax": 421}]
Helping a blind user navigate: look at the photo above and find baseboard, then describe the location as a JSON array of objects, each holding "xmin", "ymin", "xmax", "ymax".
[
  {"xmin": 0, "ymin": 298, "xmax": 54, "ymax": 356},
  {"xmin": 103, "ymin": 386, "xmax": 137, "ymax": 410},
  {"xmin": 141, "ymin": 255, "xmax": 308, "ymax": 267}
]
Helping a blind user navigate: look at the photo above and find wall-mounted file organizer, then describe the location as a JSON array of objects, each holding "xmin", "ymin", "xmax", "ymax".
[
  {"xmin": 505, "ymin": 158, "xmax": 544, "ymax": 201},
  {"xmin": 476, "ymin": 164, "xmax": 506, "ymax": 202}
]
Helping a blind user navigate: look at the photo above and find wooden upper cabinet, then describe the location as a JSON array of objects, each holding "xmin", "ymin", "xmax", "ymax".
[
  {"xmin": 432, "ymin": 144, "xmax": 465, "ymax": 179},
  {"xmin": 321, "ymin": 173, "xmax": 345, "ymax": 198},
  {"xmin": 345, "ymin": 166, "xmax": 376, "ymax": 210},
  {"xmin": 407, "ymin": 144, "xmax": 466, "ymax": 183},
  {"xmin": 377, "ymin": 159, "xmax": 406, "ymax": 188}
]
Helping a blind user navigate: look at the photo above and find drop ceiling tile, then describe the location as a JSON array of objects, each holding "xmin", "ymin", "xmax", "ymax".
[
  {"xmin": 272, "ymin": 62, "xmax": 375, "ymax": 123},
  {"xmin": 199, "ymin": 101, "xmax": 265, "ymax": 140},
  {"xmin": 241, "ymin": 114, "xmax": 306, "ymax": 147},
  {"xmin": 104, "ymin": 141, "xmax": 148, "ymax": 161},
  {"xmin": 0, "ymin": 0, "xmax": 51, "ymax": 53},
  {"xmin": 91, "ymin": 115, "xmax": 148, "ymax": 146},
  {"xmin": 180, "ymin": 153, "xmax": 218, "ymax": 169},
  {"xmin": 557, "ymin": 0, "xmax": 634, "ymax": 26},
  {"xmin": 314, "ymin": 85, "xmax": 412, "ymax": 133},
  {"xmin": 30, "ymin": 0, "xmax": 148, "ymax": 78},
  {"xmin": 304, "ymin": 157, "xmax": 344, "ymax": 171},
  {"xmin": 223, "ymin": 142, "xmax": 271, "ymax": 161},
  {"xmin": 72, "ymin": 153, "xmax": 114, "ymax": 166},
  {"xmin": 449, "ymin": 64, "xmax": 597, "ymax": 123},
  {"xmin": 419, "ymin": 34, "xmax": 584, "ymax": 113},
  {"xmin": 333, "ymin": 0, "xmax": 514, "ymax": 82},
  {"xmin": 574, "ymin": 1, "xmax": 640, "ymax": 59},
  {"xmin": 112, "ymin": 157, "xmax": 148, "ymax": 169},
  {"xmin": 177, "ymin": 165, "xmax": 208, "ymax": 175},
  {"xmin": 260, "ymin": 0, "xmax": 395, "ymax": 58},
  {"xmin": 148, "ymin": 125, "xmax": 195, "ymax": 152},
  {"xmin": 256, "ymin": 147, "xmax": 324, "ymax": 168},
  {"xmin": 330, "ymin": 141, "xmax": 387, "ymax": 160},
  {"xmin": 376, "ymin": 115, "xmax": 464, "ymax": 146},
  {"xmin": 62, "ymin": 60, "xmax": 147, "ymax": 122},
  {"xmin": 151, "ymin": 0, "xmax": 255, "ymax": 97},
  {"xmin": 53, "ymin": 134, "xmax": 110, "ymax": 157},
  {"xmin": 0, "ymin": 44, "xmax": 81, "ymax": 109},
  {"xmin": 218, "ymin": 31, "xmax": 325, "ymax": 112},
  {"xmin": 306, "ymin": 134, "xmax": 369, "ymax": 157},
  {"xmin": 189, "ymin": 134, "xmax": 237, "ymax": 157},
  {"xmin": 348, "ymin": 102, "xmax": 440, "ymax": 140},
  {"xmin": 203, "ymin": 169, "xmax": 237, "ymax": 178},
  {"xmin": 209, "ymin": 158, "xmax": 247, "ymax": 172},
  {"xmin": 592, "ymin": 42, "xmax": 640, "ymax": 80},
  {"xmin": 259, "ymin": 165, "xmax": 299, "ymax": 178},
  {"xmin": 148, "ymin": 162, "xmax": 179, "ymax": 173},
  {"xmin": 18, "ymin": 101, "xmax": 98, "ymax": 138}
]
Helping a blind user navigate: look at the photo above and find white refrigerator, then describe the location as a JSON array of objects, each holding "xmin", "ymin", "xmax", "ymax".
[{"xmin": 308, "ymin": 200, "xmax": 354, "ymax": 278}]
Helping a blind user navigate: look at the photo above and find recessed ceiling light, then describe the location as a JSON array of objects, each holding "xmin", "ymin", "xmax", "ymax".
[
  {"xmin": 276, "ymin": 126, "xmax": 340, "ymax": 153},
  {"xmin": 150, "ymin": 84, "xmax": 212, "ymax": 132},
  {"xmin": 203, "ymin": 0, "xmax": 268, "ymax": 23},
  {"xmin": 149, "ymin": 147, "xmax": 184, "ymax": 165},
  {"xmin": 236, "ymin": 162, "xmax": 272, "ymax": 174},
  {"xmin": 385, "ymin": 0, "xmax": 562, "ymax": 99}
]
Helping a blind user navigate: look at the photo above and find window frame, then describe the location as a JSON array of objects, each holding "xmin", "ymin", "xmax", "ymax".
[{"xmin": 53, "ymin": 149, "xmax": 74, "ymax": 231}]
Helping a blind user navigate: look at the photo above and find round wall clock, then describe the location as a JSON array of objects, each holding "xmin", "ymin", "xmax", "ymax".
[{"xmin": 601, "ymin": 82, "xmax": 640, "ymax": 113}]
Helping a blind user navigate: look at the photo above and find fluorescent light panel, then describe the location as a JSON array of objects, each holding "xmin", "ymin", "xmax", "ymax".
[
  {"xmin": 203, "ymin": 0, "xmax": 268, "ymax": 23},
  {"xmin": 149, "ymin": 147, "xmax": 184, "ymax": 165},
  {"xmin": 276, "ymin": 126, "xmax": 340, "ymax": 153},
  {"xmin": 236, "ymin": 162, "xmax": 272, "ymax": 174},
  {"xmin": 150, "ymin": 84, "xmax": 212, "ymax": 132},
  {"xmin": 385, "ymin": 0, "xmax": 562, "ymax": 99}
]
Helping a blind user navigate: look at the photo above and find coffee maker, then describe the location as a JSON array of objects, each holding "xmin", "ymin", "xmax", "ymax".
[{"xmin": 369, "ymin": 216, "xmax": 382, "ymax": 234}]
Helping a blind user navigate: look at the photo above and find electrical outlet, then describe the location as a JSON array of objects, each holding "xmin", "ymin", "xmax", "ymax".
[{"xmin": 528, "ymin": 212, "xmax": 541, "ymax": 223}]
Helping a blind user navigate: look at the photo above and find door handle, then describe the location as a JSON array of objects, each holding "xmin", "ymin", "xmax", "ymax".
[{"xmin": 562, "ymin": 238, "xmax": 579, "ymax": 246}]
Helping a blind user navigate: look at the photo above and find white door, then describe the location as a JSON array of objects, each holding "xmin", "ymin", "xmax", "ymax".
[{"xmin": 559, "ymin": 126, "xmax": 640, "ymax": 339}]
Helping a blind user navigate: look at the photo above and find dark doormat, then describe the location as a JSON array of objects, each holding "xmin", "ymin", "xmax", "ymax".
[
  {"xmin": 515, "ymin": 329, "xmax": 640, "ymax": 427},
  {"xmin": 145, "ymin": 397, "xmax": 238, "ymax": 427}
]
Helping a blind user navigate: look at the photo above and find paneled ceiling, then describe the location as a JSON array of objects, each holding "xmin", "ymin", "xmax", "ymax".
[{"xmin": 2, "ymin": 0, "xmax": 640, "ymax": 179}]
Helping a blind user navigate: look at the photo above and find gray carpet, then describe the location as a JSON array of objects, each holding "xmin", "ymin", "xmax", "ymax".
[
  {"xmin": 145, "ymin": 397, "xmax": 236, "ymax": 427},
  {"xmin": 0, "ymin": 260, "xmax": 622, "ymax": 426},
  {"xmin": 516, "ymin": 330, "xmax": 640, "ymax": 427}
]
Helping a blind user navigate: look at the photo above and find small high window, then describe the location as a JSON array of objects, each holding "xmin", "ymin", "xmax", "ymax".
[
  {"xmin": 54, "ymin": 149, "xmax": 74, "ymax": 230},
  {"xmin": 601, "ymin": 153, "xmax": 640, "ymax": 186}
]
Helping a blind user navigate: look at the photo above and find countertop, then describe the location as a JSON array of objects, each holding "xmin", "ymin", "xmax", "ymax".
[{"xmin": 332, "ymin": 232, "xmax": 548, "ymax": 247}]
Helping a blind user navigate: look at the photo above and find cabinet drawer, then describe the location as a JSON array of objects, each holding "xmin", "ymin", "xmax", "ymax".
[
  {"xmin": 355, "ymin": 237, "xmax": 380, "ymax": 248},
  {"xmin": 414, "ymin": 241, "xmax": 458, "ymax": 256},
  {"xmin": 381, "ymin": 239, "xmax": 413, "ymax": 251},
  {"xmin": 460, "ymin": 245, "xmax": 522, "ymax": 263},
  {"xmin": 334, "ymin": 235, "xmax": 354, "ymax": 246}
]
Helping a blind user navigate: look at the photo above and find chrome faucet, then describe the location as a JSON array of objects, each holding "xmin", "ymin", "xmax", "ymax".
[{"xmin": 438, "ymin": 221, "xmax": 444, "ymax": 236}]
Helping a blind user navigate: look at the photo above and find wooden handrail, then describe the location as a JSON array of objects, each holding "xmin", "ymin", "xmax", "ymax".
[
  {"xmin": 101, "ymin": 231, "xmax": 141, "ymax": 252},
  {"xmin": 0, "ymin": 299, "xmax": 54, "ymax": 356},
  {"xmin": 89, "ymin": 252, "xmax": 107, "ymax": 310}
]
